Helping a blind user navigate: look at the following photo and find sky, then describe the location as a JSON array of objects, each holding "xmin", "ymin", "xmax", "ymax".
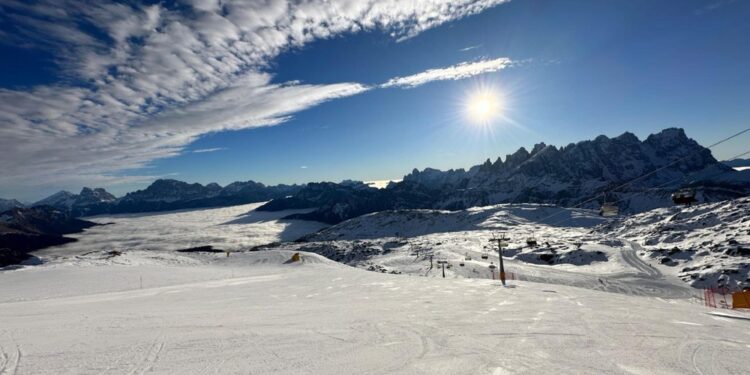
[{"xmin": 1, "ymin": 0, "xmax": 749, "ymax": 202}]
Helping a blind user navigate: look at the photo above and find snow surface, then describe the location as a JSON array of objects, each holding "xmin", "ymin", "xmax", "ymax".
[
  {"xmin": 601, "ymin": 197, "xmax": 750, "ymax": 289},
  {"xmin": 4, "ymin": 200, "xmax": 750, "ymax": 373},
  {"xmin": 33, "ymin": 203, "xmax": 328, "ymax": 260},
  {"xmin": 267, "ymin": 204, "xmax": 712, "ymax": 300},
  {"xmin": 2, "ymin": 250, "xmax": 750, "ymax": 374}
]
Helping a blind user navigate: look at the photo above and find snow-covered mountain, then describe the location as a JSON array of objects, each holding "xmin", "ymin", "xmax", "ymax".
[
  {"xmin": 259, "ymin": 128, "xmax": 750, "ymax": 223},
  {"xmin": 32, "ymin": 190, "xmax": 79, "ymax": 209},
  {"xmin": 32, "ymin": 187, "xmax": 118, "ymax": 216},
  {"xmin": 0, "ymin": 198, "xmax": 24, "ymax": 212},
  {"xmin": 75, "ymin": 187, "xmax": 116, "ymax": 206},
  {"xmin": 403, "ymin": 128, "xmax": 745, "ymax": 210}
]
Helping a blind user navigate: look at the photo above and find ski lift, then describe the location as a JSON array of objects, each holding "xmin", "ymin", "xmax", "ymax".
[
  {"xmin": 488, "ymin": 262, "xmax": 497, "ymax": 270},
  {"xmin": 599, "ymin": 202, "xmax": 619, "ymax": 217},
  {"xmin": 464, "ymin": 252, "xmax": 472, "ymax": 261},
  {"xmin": 672, "ymin": 188, "xmax": 697, "ymax": 206},
  {"xmin": 481, "ymin": 251, "xmax": 489, "ymax": 259},
  {"xmin": 459, "ymin": 261, "xmax": 465, "ymax": 267},
  {"xmin": 526, "ymin": 236, "xmax": 538, "ymax": 247}
]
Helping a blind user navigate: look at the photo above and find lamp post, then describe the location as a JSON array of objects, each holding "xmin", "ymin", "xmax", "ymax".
[{"xmin": 489, "ymin": 234, "xmax": 510, "ymax": 286}]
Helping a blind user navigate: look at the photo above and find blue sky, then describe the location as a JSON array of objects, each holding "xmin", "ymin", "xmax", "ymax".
[{"xmin": 1, "ymin": 0, "xmax": 749, "ymax": 201}]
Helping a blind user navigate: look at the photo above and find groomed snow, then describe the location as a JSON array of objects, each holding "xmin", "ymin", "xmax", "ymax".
[{"xmin": 1, "ymin": 250, "xmax": 749, "ymax": 374}]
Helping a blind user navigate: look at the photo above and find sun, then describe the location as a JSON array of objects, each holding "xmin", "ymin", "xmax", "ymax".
[{"xmin": 465, "ymin": 89, "xmax": 501, "ymax": 124}]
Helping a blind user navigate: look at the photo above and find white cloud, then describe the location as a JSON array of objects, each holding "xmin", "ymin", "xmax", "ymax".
[
  {"xmin": 0, "ymin": 0, "xmax": 510, "ymax": 199},
  {"xmin": 381, "ymin": 57, "xmax": 514, "ymax": 88},
  {"xmin": 459, "ymin": 44, "xmax": 483, "ymax": 52},
  {"xmin": 192, "ymin": 148, "xmax": 227, "ymax": 154},
  {"xmin": 300, "ymin": 166, "xmax": 308, "ymax": 169}
]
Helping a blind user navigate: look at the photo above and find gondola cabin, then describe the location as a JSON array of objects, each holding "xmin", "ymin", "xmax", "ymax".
[{"xmin": 672, "ymin": 189, "xmax": 697, "ymax": 206}]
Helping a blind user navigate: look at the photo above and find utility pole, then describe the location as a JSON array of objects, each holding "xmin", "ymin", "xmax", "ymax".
[{"xmin": 489, "ymin": 234, "xmax": 509, "ymax": 286}]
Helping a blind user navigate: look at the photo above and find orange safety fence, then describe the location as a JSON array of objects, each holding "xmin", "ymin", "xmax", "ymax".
[
  {"xmin": 732, "ymin": 291, "xmax": 750, "ymax": 309},
  {"xmin": 704, "ymin": 287, "xmax": 750, "ymax": 309}
]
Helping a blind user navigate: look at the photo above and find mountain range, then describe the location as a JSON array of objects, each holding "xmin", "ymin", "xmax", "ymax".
[
  {"xmin": 257, "ymin": 128, "xmax": 750, "ymax": 223},
  {"xmin": 2, "ymin": 128, "xmax": 748, "ymax": 225},
  {"xmin": 1, "ymin": 180, "xmax": 303, "ymax": 217}
]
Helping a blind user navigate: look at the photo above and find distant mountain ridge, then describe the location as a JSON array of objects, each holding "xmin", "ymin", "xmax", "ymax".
[
  {"xmin": 258, "ymin": 128, "xmax": 750, "ymax": 223},
  {"xmin": 7, "ymin": 128, "xmax": 750, "ymax": 222},
  {"xmin": 0, "ymin": 198, "xmax": 24, "ymax": 212},
  {"xmin": 26, "ymin": 180, "xmax": 302, "ymax": 217},
  {"xmin": 723, "ymin": 158, "xmax": 750, "ymax": 169}
]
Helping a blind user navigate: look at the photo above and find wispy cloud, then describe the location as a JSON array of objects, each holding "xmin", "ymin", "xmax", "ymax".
[
  {"xmin": 381, "ymin": 57, "xmax": 513, "ymax": 88},
  {"xmin": 300, "ymin": 166, "xmax": 308, "ymax": 169},
  {"xmin": 459, "ymin": 44, "xmax": 483, "ymax": 52},
  {"xmin": 192, "ymin": 147, "xmax": 227, "ymax": 154},
  {"xmin": 695, "ymin": 0, "xmax": 737, "ymax": 15},
  {"xmin": 0, "ymin": 0, "xmax": 510, "ymax": 198}
]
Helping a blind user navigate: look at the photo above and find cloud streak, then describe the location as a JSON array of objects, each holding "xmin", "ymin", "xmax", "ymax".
[
  {"xmin": 0, "ymin": 0, "xmax": 510, "ymax": 199},
  {"xmin": 192, "ymin": 148, "xmax": 227, "ymax": 154},
  {"xmin": 381, "ymin": 57, "xmax": 514, "ymax": 88}
]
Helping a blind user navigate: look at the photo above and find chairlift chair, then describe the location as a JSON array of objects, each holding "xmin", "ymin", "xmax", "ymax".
[
  {"xmin": 464, "ymin": 252, "xmax": 472, "ymax": 261},
  {"xmin": 599, "ymin": 202, "xmax": 619, "ymax": 217},
  {"xmin": 671, "ymin": 188, "xmax": 697, "ymax": 206},
  {"xmin": 526, "ymin": 237, "xmax": 538, "ymax": 247},
  {"xmin": 481, "ymin": 251, "xmax": 489, "ymax": 259}
]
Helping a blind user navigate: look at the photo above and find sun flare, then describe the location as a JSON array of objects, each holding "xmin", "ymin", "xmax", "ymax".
[{"xmin": 465, "ymin": 89, "xmax": 501, "ymax": 124}]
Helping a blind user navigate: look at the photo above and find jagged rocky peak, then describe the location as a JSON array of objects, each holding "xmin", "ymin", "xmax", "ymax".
[
  {"xmin": 123, "ymin": 179, "xmax": 215, "ymax": 202},
  {"xmin": 505, "ymin": 147, "xmax": 530, "ymax": 167},
  {"xmin": 614, "ymin": 131, "xmax": 639, "ymax": 143},
  {"xmin": 531, "ymin": 142, "xmax": 547, "ymax": 155},
  {"xmin": 78, "ymin": 187, "xmax": 116, "ymax": 203}
]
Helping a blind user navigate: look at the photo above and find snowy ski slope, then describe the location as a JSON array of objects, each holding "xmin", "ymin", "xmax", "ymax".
[{"xmin": 2, "ymin": 250, "xmax": 749, "ymax": 374}]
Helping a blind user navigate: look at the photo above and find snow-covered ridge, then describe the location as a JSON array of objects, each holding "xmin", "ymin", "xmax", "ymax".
[
  {"xmin": 599, "ymin": 197, "xmax": 750, "ymax": 288},
  {"xmin": 303, "ymin": 203, "xmax": 606, "ymax": 241}
]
